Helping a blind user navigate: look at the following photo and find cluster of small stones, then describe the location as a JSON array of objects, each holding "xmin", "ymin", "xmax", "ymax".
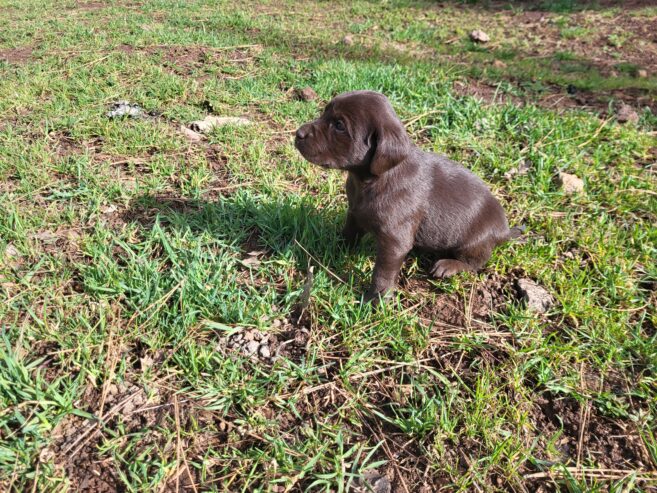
[{"xmin": 225, "ymin": 328, "xmax": 277, "ymax": 362}]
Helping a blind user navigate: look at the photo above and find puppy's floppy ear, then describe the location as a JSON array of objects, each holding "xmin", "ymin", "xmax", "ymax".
[{"xmin": 369, "ymin": 110, "xmax": 412, "ymax": 176}]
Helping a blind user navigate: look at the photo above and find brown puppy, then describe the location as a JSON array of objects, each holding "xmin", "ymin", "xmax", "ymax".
[{"xmin": 295, "ymin": 90, "xmax": 516, "ymax": 301}]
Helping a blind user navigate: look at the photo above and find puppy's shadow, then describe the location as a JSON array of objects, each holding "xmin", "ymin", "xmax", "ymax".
[{"xmin": 122, "ymin": 191, "xmax": 369, "ymax": 285}]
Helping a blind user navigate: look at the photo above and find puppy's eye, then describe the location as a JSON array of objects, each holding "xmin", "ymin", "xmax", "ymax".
[{"xmin": 334, "ymin": 120, "xmax": 346, "ymax": 132}]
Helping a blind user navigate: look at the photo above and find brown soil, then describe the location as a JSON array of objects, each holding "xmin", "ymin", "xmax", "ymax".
[
  {"xmin": 116, "ymin": 44, "xmax": 258, "ymax": 79},
  {"xmin": 455, "ymin": 77, "xmax": 657, "ymax": 116},
  {"xmin": 43, "ymin": 376, "xmax": 224, "ymax": 492},
  {"xmin": 452, "ymin": 79, "xmax": 524, "ymax": 106},
  {"xmin": 0, "ymin": 46, "xmax": 33, "ymax": 64},
  {"xmin": 530, "ymin": 391, "xmax": 652, "ymax": 470},
  {"xmin": 76, "ymin": 1, "xmax": 106, "ymax": 10}
]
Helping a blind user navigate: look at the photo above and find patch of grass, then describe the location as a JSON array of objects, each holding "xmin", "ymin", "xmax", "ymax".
[{"xmin": 1, "ymin": 0, "xmax": 656, "ymax": 491}]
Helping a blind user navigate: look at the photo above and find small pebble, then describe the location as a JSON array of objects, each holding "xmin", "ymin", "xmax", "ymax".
[
  {"xmin": 294, "ymin": 87, "xmax": 318, "ymax": 101},
  {"xmin": 259, "ymin": 345, "xmax": 271, "ymax": 358},
  {"xmin": 517, "ymin": 278, "xmax": 554, "ymax": 314},
  {"xmin": 180, "ymin": 125, "xmax": 203, "ymax": 142},
  {"xmin": 189, "ymin": 115, "xmax": 251, "ymax": 134},
  {"xmin": 246, "ymin": 341, "xmax": 259, "ymax": 355},
  {"xmin": 558, "ymin": 172, "xmax": 584, "ymax": 194},
  {"xmin": 106, "ymin": 101, "xmax": 145, "ymax": 119},
  {"xmin": 470, "ymin": 29, "xmax": 490, "ymax": 43},
  {"xmin": 616, "ymin": 103, "xmax": 639, "ymax": 124}
]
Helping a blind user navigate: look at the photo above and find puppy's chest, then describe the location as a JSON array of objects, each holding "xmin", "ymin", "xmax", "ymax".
[{"xmin": 346, "ymin": 175, "xmax": 414, "ymax": 229}]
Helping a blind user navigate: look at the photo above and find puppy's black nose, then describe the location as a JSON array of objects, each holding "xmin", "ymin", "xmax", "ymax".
[{"xmin": 296, "ymin": 124, "xmax": 311, "ymax": 140}]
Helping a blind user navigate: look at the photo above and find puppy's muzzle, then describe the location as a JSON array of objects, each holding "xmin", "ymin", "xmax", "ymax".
[{"xmin": 295, "ymin": 122, "xmax": 314, "ymax": 143}]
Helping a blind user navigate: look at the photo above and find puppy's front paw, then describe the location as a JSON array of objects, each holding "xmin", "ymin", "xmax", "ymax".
[
  {"xmin": 431, "ymin": 259, "xmax": 474, "ymax": 279},
  {"xmin": 363, "ymin": 289, "xmax": 393, "ymax": 304}
]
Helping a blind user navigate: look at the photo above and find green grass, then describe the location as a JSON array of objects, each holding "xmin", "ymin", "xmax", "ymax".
[{"xmin": 1, "ymin": 0, "xmax": 656, "ymax": 491}]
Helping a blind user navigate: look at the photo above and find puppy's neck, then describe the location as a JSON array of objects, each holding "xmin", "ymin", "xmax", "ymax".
[{"xmin": 348, "ymin": 165, "xmax": 376, "ymax": 182}]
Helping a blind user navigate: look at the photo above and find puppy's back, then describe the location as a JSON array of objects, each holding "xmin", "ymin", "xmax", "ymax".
[{"xmin": 414, "ymin": 153, "xmax": 510, "ymax": 251}]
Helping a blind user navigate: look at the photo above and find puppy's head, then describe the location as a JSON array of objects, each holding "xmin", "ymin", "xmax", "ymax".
[{"xmin": 294, "ymin": 91, "xmax": 411, "ymax": 175}]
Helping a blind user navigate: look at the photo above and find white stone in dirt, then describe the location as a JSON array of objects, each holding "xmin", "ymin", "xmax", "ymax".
[
  {"xmin": 558, "ymin": 172, "xmax": 584, "ymax": 194},
  {"xmin": 101, "ymin": 204, "xmax": 118, "ymax": 215},
  {"xmin": 4, "ymin": 244, "xmax": 19, "ymax": 258},
  {"xmin": 180, "ymin": 125, "xmax": 203, "ymax": 142},
  {"xmin": 245, "ymin": 340, "xmax": 259, "ymax": 355},
  {"xmin": 189, "ymin": 116, "xmax": 251, "ymax": 134},
  {"xmin": 355, "ymin": 470, "xmax": 391, "ymax": 493},
  {"xmin": 616, "ymin": 104, "xmax": 639, "ymax": 124},
  {"xmin": 259, "ymin": 344, "xmax": 271, "ymax": 358},
  {"xmin": 470, "ymin": 30, "xmax": 490, "ymax": 43},
  {"xmin": 516, "ymin": 278, "xmax": 554, "ymax": 314},
  {"xmin": 295, "ymin": 87, "xmax": 318, "ymax": 101},
  {"xmin": 107, "ymin": 101, "xmax": 145, "ymax": 119},
  {"xmin": 504, "ymin": 160, "xmax": 531, "ymax": 180}
]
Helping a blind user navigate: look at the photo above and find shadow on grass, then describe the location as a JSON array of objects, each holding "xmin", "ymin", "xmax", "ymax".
[
  {"xmin": 122, "ymin": 191, "xmax": 370, "ymax": 286},
  {"xmin": 233, "ymin": 4, "xmax": 657, "ymax": 109}
]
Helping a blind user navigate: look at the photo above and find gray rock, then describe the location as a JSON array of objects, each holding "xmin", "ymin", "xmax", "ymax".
[
  {"xmin": 259, "ymin": 344, "xmax": 271, "ymax": 358},
  {"xmin": 616, "ymin": 103, "xmax": 639, "ymax": 123},
  {"xmin": 616, "ymin": 104, "xmax": 639, "ymax": 124},
  {"xmin": 470, "ymin": 30, "xmax": 490, "ymax": 43},
  {"xmin": 180, "ymin": 125, "xmax": 203, "ymax": 142},
  {"xmin": 295, "ymin": 87, "xmax": 318, "ymax": 101},
  {"xmin": 107, "ymin": 101, "xmax": 145, "ymax": 119},
  {"xmin": 355, "ymin": 470, "xmax": 391, "ymax": 493},
  {"xmin": 189, "ymin": 116, "xmax": 251, "ymax": 134},
  {"xmin": 504, "ymin": 160, "xmax": 531, "ymax": 180},
  {"xmin": 516, "ymin": 278, "xmax": 553, "ymax": 314},
  {"xmin": 245, "ymin": 341, "xmax": 259, "ymax": 355},
  {"xmin": 557, "ymin": 172, "xmax": 584, "ymax": 194},
  {"xmin": 4, "ymin": 243, "xmax": 19, "ymax": 258}
]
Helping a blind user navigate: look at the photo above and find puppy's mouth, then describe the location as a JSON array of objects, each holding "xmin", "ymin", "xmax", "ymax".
[{"xmin": 294, "ymin": 139, "xmax": 336, "ymax": 169}]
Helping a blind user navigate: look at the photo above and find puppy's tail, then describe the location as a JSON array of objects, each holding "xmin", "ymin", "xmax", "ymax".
[{"xmin": 507, "ymin": 224, "xmax": 526, "ymax": 240}]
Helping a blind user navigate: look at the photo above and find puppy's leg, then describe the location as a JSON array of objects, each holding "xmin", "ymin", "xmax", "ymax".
[
  {"xmin": 341, "ymin": 212, "xmax": 364, "ymax": 247},
  {"xmin": 430, "ymin": 241, "xmax": 493, "ymax": 279},
  {"xmin": 431, "ymin": 259, "xmax": 474, "ymax": 279},
  {"xmin": 364, "ymin": 236, "xmax": 413, "ymax": 302}
]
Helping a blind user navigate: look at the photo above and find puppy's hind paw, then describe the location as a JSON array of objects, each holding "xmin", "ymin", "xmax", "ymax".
[{"xmin": 430, "ymin": 259, "xmax": 474, "ymax": 279}]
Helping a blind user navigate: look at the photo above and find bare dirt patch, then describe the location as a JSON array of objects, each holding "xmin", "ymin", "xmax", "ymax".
[
  {"xmin": 530, "ymin": 391, "xmax": 652, "ymax": 471},
  {"xmin": 406, "ymin": 270, "xmax": 510, "ymax": 330},
  {"xmin": 48, "ymin": 131, "xmax": 104, "ymax": 158},
  {"xmin": 118, "ymin": 44, "xmax": 260, "ymax": 79},
  {"xmin": 76, "ymin": 1, "xmax": 106, "ymax": 10},
  {"xmin": 0, "ymin": 46, "xmax": 33, "ymax": 64},
  {"xmin": 452, "ymin": 78, "xmax": 523, "ymax": 107},
  {"xmin": 43, "ymin": 376, "xmax": 224, "ymax": 492},
  {"xmin": 455, "ymin": 78, "xmax": 657, "ymax": 115}
]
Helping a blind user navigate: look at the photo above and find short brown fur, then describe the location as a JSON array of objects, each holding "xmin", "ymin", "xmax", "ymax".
[{"xmin": 295, "ymin": 91, "xmax": 515, "ymax": 301}]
